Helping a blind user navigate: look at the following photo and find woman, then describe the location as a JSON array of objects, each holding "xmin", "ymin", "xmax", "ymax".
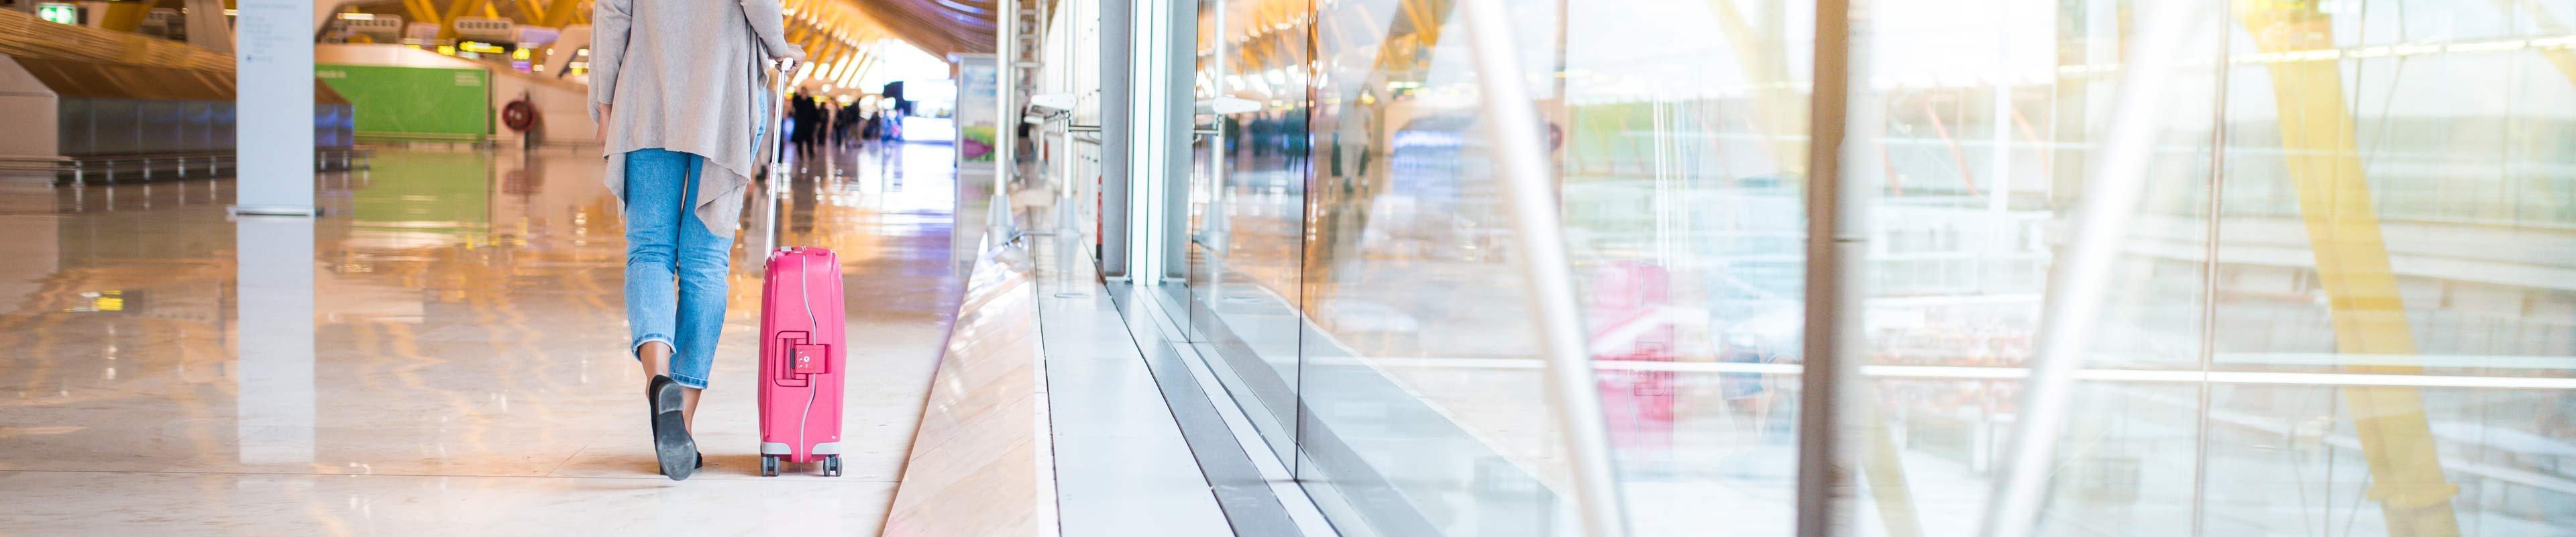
[{"xmin": 588, "ymin": 0, "xmax": 802, "ymax": 481}]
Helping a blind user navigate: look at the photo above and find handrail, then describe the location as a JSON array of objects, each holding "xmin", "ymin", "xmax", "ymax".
[
  {"xmin": 1455, "ymin": 1, "xmax": 1628, "ymax": 536},
  {"xmin": 38, "ymin": 148, "xmax": 371, "ymax": 185},
  {"xmin": 0, "ymin": 154, "xmax": 72, "ymax": 171}
]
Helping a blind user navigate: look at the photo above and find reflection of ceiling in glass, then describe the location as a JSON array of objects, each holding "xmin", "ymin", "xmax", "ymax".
[{"xmin": 847, "ymin": 0, "xmax": 1000, "ymax": 56}]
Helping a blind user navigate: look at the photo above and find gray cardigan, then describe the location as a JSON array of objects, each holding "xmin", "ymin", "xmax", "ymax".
[{"xmin": 588, "ymin": 0, "xmax": 798, "ymax": 236}]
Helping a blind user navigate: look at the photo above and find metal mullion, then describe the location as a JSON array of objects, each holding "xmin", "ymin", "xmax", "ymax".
[
  {"xmin": 1980, "ymin": 1, "xmax": 2200, "ymax": 536},
  {"xmin": 1100, "ymin": 0, "xmax": 1133, "ymax": 278},
  {"xmin": 1795, "ymin": 0, "xmax": 1864, "ymax": 535},
  {"xmin": 2190, "ymin": 4, "xmax": 2234, "ymax": 535},
  {"xmin": 1455, "ymin": 0, "xmax": 1627, "ymax": 535}
]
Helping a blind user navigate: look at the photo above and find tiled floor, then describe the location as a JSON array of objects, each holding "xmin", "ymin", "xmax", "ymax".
[{"xmin": 0, "ymin": 143, "xmax": 960, "ymax": 534}]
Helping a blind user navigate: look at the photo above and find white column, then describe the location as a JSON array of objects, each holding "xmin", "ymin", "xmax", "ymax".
[
  {"xmin": 231, "ymin": 0, "xmax": 317, "ymax": 458},
  {"xmin": 231, "ymin": 0, "xmax": 315, "ymax": 215},
  {"xmin": 1122, "ymin": 0, "xmax": 1191, "ymax": 285}
]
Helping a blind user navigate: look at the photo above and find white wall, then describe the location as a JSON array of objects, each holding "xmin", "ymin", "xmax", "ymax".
[
  {"xmin": 0, "ymin": 58, "xmax": 58, "ymax": 157},
  {"xmin": 486, "ymin": 69, "xmax": 596, "ymax": 144}
]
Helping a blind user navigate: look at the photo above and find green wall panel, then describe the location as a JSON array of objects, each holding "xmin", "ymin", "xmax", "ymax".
[{"xmin": 317, "ymin": 64, "xmax": 490, "ymax": 138}]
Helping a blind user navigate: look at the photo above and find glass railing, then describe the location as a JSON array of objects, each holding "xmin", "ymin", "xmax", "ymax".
[{"xmin": 1157, "ymin": 0, "xmax": 2576, "ymax": 535}]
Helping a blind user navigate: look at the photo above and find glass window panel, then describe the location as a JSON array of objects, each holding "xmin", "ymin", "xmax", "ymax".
[
  {"xmin": 1557, "ymin": 0, "xmax": 1814, "ymax": 534},
  {"xmin": 1155, "ymin": 0, "xmax": 2576, "ymax": 534},
  {"xmin": 2210, "ymin": 0, "xmax": 2576, "ymax": 534},
  {"xmin": 1848, "ymin": 0, "xmax": 2229, "ymax": 534},
  {"xmin": 1186, "ymin": 0, "xmax": 1315, "ymax": 469},
  {"xmin": 1296, "ymin": 0, "xmax": 1589, "ymax": 533}
]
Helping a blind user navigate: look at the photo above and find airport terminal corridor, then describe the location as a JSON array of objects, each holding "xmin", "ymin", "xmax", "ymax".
[
  {"xmin": 0, "ymin": 144, "xmax": 959, "ymax": 534},
  {"xmin": 3, "ymin": 0, "xmax": 2573, "ymax": 534}
]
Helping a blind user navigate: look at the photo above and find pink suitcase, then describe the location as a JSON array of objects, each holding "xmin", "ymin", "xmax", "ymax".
[{"xmin": 757, "ymin": 246, "xmax": 847, "ymax": 477}]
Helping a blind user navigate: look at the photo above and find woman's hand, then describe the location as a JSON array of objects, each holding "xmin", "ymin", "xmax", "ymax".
[
  {"xmin": 772, "ymin": 48, "xmax": 808, "ymax": 77},
  {"xmin": 593, "ymin": 103, "xmax": 613, "ymax": 144}
]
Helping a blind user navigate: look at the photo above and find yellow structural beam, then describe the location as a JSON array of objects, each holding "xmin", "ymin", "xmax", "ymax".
[
  {"xmin": 537, "ymin": 0, "xmax": 583, "ymax": 28},
  {"xmin": 819, "ymin": 40, "xmax": 853, "ymax": 78},
  {"xmin": 1701, "ymin": 0, "xmax": 1803, "ymax": 173},
  {"xmin": 798, "ymin": 32, "xmax": 831, "ymax": 59},
  {"xmin": 559, "ymin": 0, "xmax": 590, "ymax": 26},
  {"xmin": 1862, "ymin": 396, "xmax": 1921, "ymax": 537},
  {"xmin": 1394, "ymin": 0, "xmax": 1439, "ymax": 46},
  {"xmin": 95, "ymin": 1, "xmax": 152, "ymax": 32},
  {"xmin": 512, "ymin": 0, "xmax": 545, "ymax": 26},
  {"xmin": 437, "ymin": 0, "xmax": 486, "ymax": 40},
  {"xmin": 402, "ymin": 0, "xmax": 443, "ymax": 29},
  {"xmin": 2496, "ymin": 0, "xmax": 2576, "ymax": 87},
  {"xmin": 2235, "ymin": 2, "xmax": 2461, "ymax": 536}
]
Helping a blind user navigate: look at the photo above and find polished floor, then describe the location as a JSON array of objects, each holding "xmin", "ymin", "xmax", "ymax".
[{"xmin": 0, "ymin": 143, "xmax": 961, "ymax": 534}]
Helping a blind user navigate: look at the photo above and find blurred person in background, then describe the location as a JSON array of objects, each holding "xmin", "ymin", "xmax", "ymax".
[
  {"xmin": 588, "ymin": 0, "xmax": 804, "ymax": 481},
  {"xmin": 819, "ymin": 100, "xmax": 840, "ymax": 148},
  {"xmin": 860, "ymin": 107, "xmax": 883, "ymax": 143},
  {"xmin": 835, "ymin": 101, "xmax": 861, "ymax": 148},
  {"xmin": 788, "ymin": 91, "xmax": 816, "ymax": 151}
]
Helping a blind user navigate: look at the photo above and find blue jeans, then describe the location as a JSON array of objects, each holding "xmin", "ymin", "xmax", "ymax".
[{"xmin": 624, "ymin": 148, "xmax": 731, "ymax": 389}]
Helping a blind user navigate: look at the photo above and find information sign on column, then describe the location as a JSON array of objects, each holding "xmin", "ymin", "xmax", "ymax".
[{"xmin": 231, "ymin": 0, "xmax": 317, "ymax": 215}]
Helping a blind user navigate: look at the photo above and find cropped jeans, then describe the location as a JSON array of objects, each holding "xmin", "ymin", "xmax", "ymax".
[{"xmin": 623, "ymin": 148, "xmax": 731, "ymax": 389}]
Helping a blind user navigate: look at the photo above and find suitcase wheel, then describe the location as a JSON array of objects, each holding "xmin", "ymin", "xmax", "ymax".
[
  {"xmin": 759, "ymin": 455, "xmax": 781, "ymax": 477},
  {"xmin": 822, "ymin": 455, "xmax": 841, "ymax": 477}
]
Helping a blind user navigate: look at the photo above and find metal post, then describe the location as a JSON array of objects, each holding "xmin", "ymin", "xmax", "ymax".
[
  {"xmin": 765, "ymin": 177, "xmax": 782, "ymax": 262},
  {"xmin": 1796, "ymin": 0, "xmax": 1868, "ymax": 535},
  {"xmin": 996, "ymin": 0, "xmax": 1017, "ymax": 191},
  {"xmin": 1206, "ymin": 0, "xmax": 1229, "ymax": 256},
  {"xmin": 1157, "ymin": 0, "xmax": 1195, "ymax": 284},
  {"xmin": 1977, "ymin": 1, "xmax": 2198, "ymax": 536},
  {"xmin": 1454, "ymin": 1, "xmax": 1627, "ymax": 535},
  {"xmin": 1098, "ymin": 0, "xmax": 1133, "ymax": 278},
  {"xmin": 1058, "ymin": 128, "xmax": 1075, "ymax": 236},
  {"xmin": 2189, "ymin": 7, "xmax": 2233, "ymax": 535}
]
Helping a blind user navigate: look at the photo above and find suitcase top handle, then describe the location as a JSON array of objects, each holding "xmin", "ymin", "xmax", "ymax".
[{"xmin": 767, "ymin": 246, "xmax": 837, "ymax": 260}]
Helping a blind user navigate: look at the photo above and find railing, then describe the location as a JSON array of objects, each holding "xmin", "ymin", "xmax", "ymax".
[
  {"xmin": 20, "ymin": 148, "xmax": 372, "ymax": 185},
  {"xmin": 0, "ymin": 154, "xmax": 73, "ymax": 173}
]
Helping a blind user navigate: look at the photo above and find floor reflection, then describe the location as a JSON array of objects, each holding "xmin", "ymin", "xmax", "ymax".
[
  {"xmin": 236, "ymin": 215, "xmax": 316, "ymax": 464},
  {"xmin": 0, "ymin": 143, "xmax": 961, "ymax": 534}
]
